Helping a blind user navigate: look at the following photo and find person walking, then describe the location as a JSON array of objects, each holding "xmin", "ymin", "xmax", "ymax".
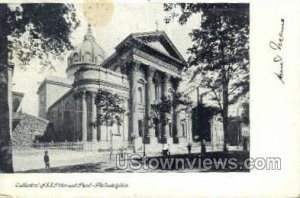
[
  {"xmin": 187, "ymin": 143, "xmax": 192, "ymax": 155},
  {"xmin": 162, "ymin": 144, "xmax": 169, "ymax": 156},
  {"xmin": 243, "ymin": 137, "xmax": 248, "ymax": 151},
  {"xmin": 44, "ymin": 151, "xmax": 50, "ymax": 170},
  {"xmin": 201, "ymin": 139, "xmax": 206, "ymax": 155}
]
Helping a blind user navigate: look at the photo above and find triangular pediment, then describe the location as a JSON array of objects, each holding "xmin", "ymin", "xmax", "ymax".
[
  {"xmin": 147, "ymin": 40, "xmax": 172, "ymax": 57},
  {"xmin": 131, "ymin": 31, "xmax": 186, "ymax": 63}
]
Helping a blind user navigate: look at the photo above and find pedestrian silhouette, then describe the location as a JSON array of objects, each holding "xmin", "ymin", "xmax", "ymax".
[
  {"xmin": 187, "ymin": 143, "xmax": 192, "ymax": 155},
  {"xmin": 44, "ymin": 151, "xmax": 50, "ymax": 170},
  {"xmin": 201, "ymin": 140, "xmax": 206, "ymax": 154},
  {"xmin": 162, "ymin": 144, "xmax": 170, "ymax": 156},
  {"xmin": 243, "ymin": 137, "xmax": 248, "ymax": 151}
]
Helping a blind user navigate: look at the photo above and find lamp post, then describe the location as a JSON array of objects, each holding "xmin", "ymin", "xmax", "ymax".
[{"xmin": 143, "ymin": 104, "xmax": 146, "ymax": 157}]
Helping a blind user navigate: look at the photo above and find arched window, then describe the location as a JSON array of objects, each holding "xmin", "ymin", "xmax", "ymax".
[
  {"xmin": 138, "ymin": 87, "xmax": 143, "ymax": 104},
  {"xmin": 181, "ymin": 122, "xmax": 186, "ymax": 137},
  {"xmin": 73, "ymin": 53, "xmax": 79, "ymax": 63},
  {"xmin": 84, "ymin": 52, "xmax": 92, "ymax": 62}
]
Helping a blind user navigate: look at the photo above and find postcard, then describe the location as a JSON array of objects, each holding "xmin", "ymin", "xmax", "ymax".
[{"xmin": 0, "ymin": 0, "xmax": 299, "ymax": 197}]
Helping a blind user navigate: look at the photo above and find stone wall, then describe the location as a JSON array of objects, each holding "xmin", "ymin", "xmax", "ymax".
[
  {"xmin": 12, "ymin": 113, "xmax": 49, "ymax": 146},
  {"xmin": 47, "ymin": 90, "xmax": 79, "ymax": 142}
]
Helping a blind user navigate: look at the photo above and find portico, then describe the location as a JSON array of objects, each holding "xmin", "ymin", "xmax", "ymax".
[{"xmin": 102, "ymin": 31, "xmax": 187, "ymax": 145}]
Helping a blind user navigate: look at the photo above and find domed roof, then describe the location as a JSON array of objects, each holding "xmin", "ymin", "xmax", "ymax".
[{"xmin": 68, "ymin": 24, "xmax": 105, "ymax": 67}]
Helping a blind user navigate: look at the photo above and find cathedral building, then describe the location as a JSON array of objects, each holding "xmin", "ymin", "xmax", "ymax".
[{"xmin": 37, "ymin": 25, "xmax": 192, "ymax": 153}]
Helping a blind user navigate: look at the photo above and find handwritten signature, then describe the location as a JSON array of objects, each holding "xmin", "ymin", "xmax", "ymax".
[{"xmin": 269, "ymin": 18, "xmax": 284, "ymax": 84}]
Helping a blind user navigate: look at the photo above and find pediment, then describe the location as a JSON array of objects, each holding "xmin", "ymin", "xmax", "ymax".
[{"xmin": 131, "ymin": 31, "xmax": 186, "ymax": 63}]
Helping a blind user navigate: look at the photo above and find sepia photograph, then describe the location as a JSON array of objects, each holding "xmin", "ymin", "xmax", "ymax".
[{"xmin": 0, "ymin": 2, "xmax": 251, "ymax": 173}]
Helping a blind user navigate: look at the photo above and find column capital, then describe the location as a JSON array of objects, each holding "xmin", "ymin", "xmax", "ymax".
[
  {"xmin": 162, "ymin": 73, "xmax": 170, "ymax": 83},
  {"xmin": 131, "ymin": 61, "xmax": 142, "ymax": 72},
  {"xmin": 74, "ymin": 91, "xmax": 86, "ymax": 99},
  {"xmin": 91, "ymin": 92, "xmax": 97, "ymax": 98},
  {"xmin": 81, "ymin": 90, "xmax": 87, "ymax": 98},
  {"xmin": 147, "ymin": 66, "xmax": 155, "ymax": 76}
]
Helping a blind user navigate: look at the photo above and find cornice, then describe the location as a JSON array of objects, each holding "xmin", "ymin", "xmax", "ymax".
[
  {"xmin": 47, "ymin": 88, "xmax": 74, "ymax": 111},
  {"xmin": 133, "ymin": 49, "xmax": 181, "ymax": 76},
  {"xmin": 74, "ymin": 65, "xmax": 128, "ymax": 80},
  {"xmin": 74, "ymin": 78, "xmax": 129, "ymax": 92},
  {"xmin": 37, "ymin": 79, "xmax": 72, "ymax": 94}
]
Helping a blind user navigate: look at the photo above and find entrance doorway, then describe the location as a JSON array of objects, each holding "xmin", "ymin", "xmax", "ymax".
[{"xmin": 138, "ymin": 120, "xmax": 143, "ymax": 137}]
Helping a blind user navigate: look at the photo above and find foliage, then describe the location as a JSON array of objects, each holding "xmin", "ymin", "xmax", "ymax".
[
  {"xmin": 172, "ymin": 92, "xmax": 193, "ymax": 110},
  {"xmin": 241, "ymin": 102, "xmax": 249, "ymax": 125},
  {"xmin": 151, "ymin": 92, "xmax": 193, "ymax": 124},
  {"xmin": 151, "ymin": 97, "xmax": 172, "ymax": 117},
  {"xmin": 164, "ymin": 3, "xmax": 249, "ymax": 107},
  {"xmin": 0, "ymin": 3, "xmax": 79, "ymax": 173},
  {"xmin": 164, "ymin": 3, "xmax": 249, "ymax": 151},
  {"xmin": 95, "ymin": 89, "xmax": 126, "ymax": 127},
  {"xmin": 0, "ymin": 4, "xmax": 80, "ymax": 69}
]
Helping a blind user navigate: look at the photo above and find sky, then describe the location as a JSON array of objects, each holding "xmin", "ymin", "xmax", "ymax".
[{"xmin": 12, "ymin": 2, "xmax": 202, "ymax": 116}]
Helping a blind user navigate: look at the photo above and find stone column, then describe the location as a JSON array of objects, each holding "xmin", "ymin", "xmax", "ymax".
[
  {"xmin": 75, "ymin": 93, "xmax": 80, "ymax": 141},
  {"xmin": 129, "ymin": 62, "xmax": 140, "ymax": 141},
  {"xmin": 172, "ymin": 108, "xmax": 179, "ymax": 144},
  {"xmin": 176, "ymin": 110, "xmax": 182, "ymax": 139},
  {"xmin": 145, "ymin": 67, "xmax": 155, "ymax": 144},
  {"xmin": 172, "ymin": 78, "xmax": 179, "ymax": 144},
  {"xmin": 91, "ymin": 92, "xmax": 97, "ymax": 142},
  {"xmin": 81, "ymin": 91, "xmax": 87, "ymax": 142},
  {"xmin": 187, "ymin": 110, "xmax": 192, "ymax": 142},
  {"xmin": 161, "ymin": 73, "xmax": 169, "ymax": 144}
]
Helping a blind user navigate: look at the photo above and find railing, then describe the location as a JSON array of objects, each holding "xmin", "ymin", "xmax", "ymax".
[
  {"xmin": 12, "ymin": 140, "xmax": 130, "ymax": 155},
  {"xmin": 32, "ymin": 142, "xmax": 85, "ymax": 150}
]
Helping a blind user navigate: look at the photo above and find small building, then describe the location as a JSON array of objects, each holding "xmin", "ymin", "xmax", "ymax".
[{"xmin": 210, "ymin": 114, "xmax": 250, "ymax": 149}]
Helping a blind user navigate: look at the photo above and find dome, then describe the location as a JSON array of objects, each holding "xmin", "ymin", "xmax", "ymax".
[{"xmin": 68, "ymin": 24, "xmax": 105, "ymax": 67}]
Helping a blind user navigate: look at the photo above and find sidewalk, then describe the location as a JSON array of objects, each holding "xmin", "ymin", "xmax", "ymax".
[
  {"xmin": 13, "ymin": 145, "xmax": 245, "ymax": 172},
  {"xmin": 13, "ymin": 149, "xmax": 115, "ymax": 172}
]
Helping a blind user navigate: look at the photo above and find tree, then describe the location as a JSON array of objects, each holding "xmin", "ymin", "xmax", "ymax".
[
  {"xmin": 95, "ymin": 89, "xmax": 126, "ymax": 138},
  {"xmin": 151, "ymin": 92, "xmax": 192, "ymax": 142},
  {"xmin": 164, "ymin": 3, "xmax": 249, "ymax": 151},
  {"xmin": 0, "ymin": 4, "xmax": 79, "ymax": 172},
  {"xmin": 150, "ymin": 97, "xmax": 170, "ymax": 143}
]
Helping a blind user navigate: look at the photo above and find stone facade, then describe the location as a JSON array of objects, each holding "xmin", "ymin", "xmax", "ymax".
[
  {"xmin": 37, "ymin": 26, "xmax": 192, "ymax": 153},
  {"xmin": 12, "ymin": 113, "xmax": 49, "ymax": 147},
  {"xmin": 210, "ymin": 114, "xmax": 249, "ymax": 149}
]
